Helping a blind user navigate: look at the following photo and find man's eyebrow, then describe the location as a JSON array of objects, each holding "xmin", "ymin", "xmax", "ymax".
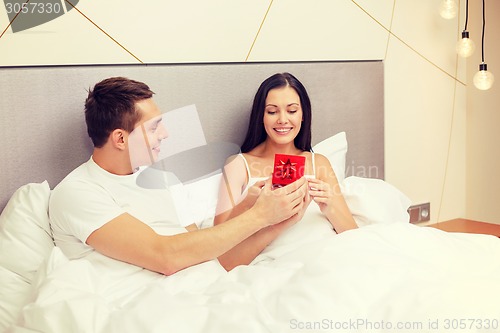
[
  {"xmin": 141, "ymin": 116, "xmax": 163, "ymax": 130},
  {"xmin": 151, "ymin": 117, "xmax": 163, "ymax": 126}
]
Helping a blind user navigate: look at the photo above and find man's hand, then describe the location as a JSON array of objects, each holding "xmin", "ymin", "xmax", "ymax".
[
  {"xmin": 241, "ymin": 179, "xmax": 266, "ymax": 208},
  {"xmin": 273, "ymin": 181, "xmax": 312, "ymax": 231},
  {"xmin": 252, "ymin": 176, "xmax": 308, "ymax": 227}
]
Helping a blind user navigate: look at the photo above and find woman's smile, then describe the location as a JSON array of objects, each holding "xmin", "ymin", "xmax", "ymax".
[{"xmin": 274, "ymin": 126, "xmax": 294, "ymax": 135}]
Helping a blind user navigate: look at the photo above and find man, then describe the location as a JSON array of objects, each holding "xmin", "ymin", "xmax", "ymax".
[{"xmin": 49, "ymin": 77, "xmax": 308, "ymax": 275}]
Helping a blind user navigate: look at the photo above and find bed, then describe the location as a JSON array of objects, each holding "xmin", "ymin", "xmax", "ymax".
[{"xmin": 1, "ymin": 62, "xmax": 500, "ymax": 333}]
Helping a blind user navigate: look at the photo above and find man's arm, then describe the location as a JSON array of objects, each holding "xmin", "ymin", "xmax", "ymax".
[
  {"xmin": 87, "ymin": 177, "xmax": 307, "ymax": 275},
  {"xmin": 214, "ymin": 178, "xmax": 311, "ymax": 271},
  {"xmin": 213, "ymin": 155, "xmax": 310, "ymax": 271}
]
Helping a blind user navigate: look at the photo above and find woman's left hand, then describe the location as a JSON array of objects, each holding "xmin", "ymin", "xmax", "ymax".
[{"xmin": 307, "ymin": 177, "xmax": 338, "ymax": 216}]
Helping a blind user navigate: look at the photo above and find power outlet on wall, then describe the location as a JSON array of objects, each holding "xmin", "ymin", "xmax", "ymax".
[{"xmin": 408, "ymin": 203, "xmax": 430, "ymax": 224}]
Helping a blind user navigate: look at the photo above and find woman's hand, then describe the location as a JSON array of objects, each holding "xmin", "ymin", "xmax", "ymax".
[
  {"xmin": 307, "ymin": 177, "xmax": 338, "ymax": 216},
  {"xmin": 273, "ymin": 182, "xmax": 312, "ymax": 231},
  {"xmin": 309, "ymin": 154, "xmax": 357, "ymax": 233},
  {"xmin": 307, "ymin": 177, "xmax": 357, "ymax": 233}
]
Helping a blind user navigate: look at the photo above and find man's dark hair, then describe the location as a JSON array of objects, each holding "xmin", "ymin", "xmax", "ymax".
[{"xmin": 85, "ymin": 77, "xmax": 154, "ymax": 148}]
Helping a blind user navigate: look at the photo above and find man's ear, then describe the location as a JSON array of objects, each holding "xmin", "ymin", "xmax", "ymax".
[{"xmin": 110, "ymin": 129, "xmax": 127, "ymax": 150}]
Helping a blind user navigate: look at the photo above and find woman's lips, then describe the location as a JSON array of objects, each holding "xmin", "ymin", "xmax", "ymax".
[{"xmin": 274, "ymin": 127, "xmax": 293, "ymax": 135}]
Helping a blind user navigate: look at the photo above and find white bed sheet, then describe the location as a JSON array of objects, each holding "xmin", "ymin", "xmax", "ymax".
[{"xmin": 7, "ymin": 220, "xmax": 500, "ymax": 333}]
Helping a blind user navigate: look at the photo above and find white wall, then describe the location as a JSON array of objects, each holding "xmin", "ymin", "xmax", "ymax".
[
  {"xmin": 466, "ymin": 0, "xmax": 500, "ymax": 224},
  {"xmin": 0, "ymin": 0, "xmax": 472, "ymax": 223}
]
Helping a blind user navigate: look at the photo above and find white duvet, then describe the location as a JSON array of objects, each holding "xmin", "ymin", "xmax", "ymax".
[{"xmin": 8, "ymin": 217, "xmax": 500, "ymax": 333}]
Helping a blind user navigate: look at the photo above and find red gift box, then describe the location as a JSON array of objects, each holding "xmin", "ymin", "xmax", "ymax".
[{"xmin": 272, "ymin": 154, "xmax": 306, "ymax": 188}]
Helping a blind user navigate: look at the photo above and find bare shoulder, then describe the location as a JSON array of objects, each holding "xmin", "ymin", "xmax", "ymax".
[
  {"xmin": 223, "ymin": 153, "xmax": 248, "ymax": 172},
  {"xmin": 222, "ymin": 153, "xmax": 247, "ymax": 181},
  {"xmin": 312, "ymin": 152, "xmax": 332, "ymax": 167},
  {"xmin": 312, "ymin": 152, "xmax": 338, "ymax": 181},
  {"xmin": 224, "ymin": 153, "xmax": 242, "ymax": 164}
]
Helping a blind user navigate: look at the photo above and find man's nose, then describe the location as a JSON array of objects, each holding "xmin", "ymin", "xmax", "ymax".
[{"xmin": 158, "ymin": 123, "xmax": 168, "ymax": 140}]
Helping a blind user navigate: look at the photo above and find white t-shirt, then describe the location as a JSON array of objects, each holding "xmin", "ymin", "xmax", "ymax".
[{"xmin": 49, "ymin": 157, "xmax": 187, "ymax": 259}]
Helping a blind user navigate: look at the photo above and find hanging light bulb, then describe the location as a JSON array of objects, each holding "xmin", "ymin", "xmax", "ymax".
[
  {"xmin": 473, "ymin": 63, "xmax": 495, "ymax": 90},
  {"xmin": 439, "ymin": 0, "xmax": 457, "ymax": 19},
  {"xmin": 456, "ymin": 31, "xmax": 475, "ymax": 57},
  {"xmin": 456, "ymin": 0, "xmax": 474, "ymax": 58},
  {"xmin": 473, "ymin": 0, "xmax": 494, "ymax": 90}
]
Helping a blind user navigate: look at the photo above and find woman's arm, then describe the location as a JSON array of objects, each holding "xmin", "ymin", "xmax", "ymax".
[
  {"xmin": 308, "ymin": 153, "xmax": 358, "ymax": 233},
  {"xmin": 213, "ymin": 154, "xmax": 253, "ymax": 225}
]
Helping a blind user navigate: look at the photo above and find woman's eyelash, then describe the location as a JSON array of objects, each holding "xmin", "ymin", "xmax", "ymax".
[{"xmin": 266, "ymin": 110, "xmax": 297, "ymax": 114}]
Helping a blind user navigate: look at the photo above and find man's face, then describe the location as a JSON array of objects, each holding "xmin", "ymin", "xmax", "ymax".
[{"xmin": 127, "ymin": 98, "xmax": 168, "ymax": 170}]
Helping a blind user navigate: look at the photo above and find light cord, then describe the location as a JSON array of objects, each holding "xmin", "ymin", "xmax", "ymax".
[
  {"xmin": 481, "ymin": 0, "xmax": 485, "ymax": 63},
  {"xmin": 464, "ymin": 0, "xmax": 469, "ymax": 31}
]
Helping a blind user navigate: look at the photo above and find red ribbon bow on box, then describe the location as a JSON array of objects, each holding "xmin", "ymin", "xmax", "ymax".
[
  {"xmin": 272, "ymin": 154, "xmax": 305, "ymax": 187},
  {"xmin": 275, "ymin": 158, "xmax": 297, "ymax": 180}
]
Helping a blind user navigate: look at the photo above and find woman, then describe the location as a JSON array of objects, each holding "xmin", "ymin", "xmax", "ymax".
[{"xmin": 214, "ymin": 72, "xmax": 357, "ymax": 270}]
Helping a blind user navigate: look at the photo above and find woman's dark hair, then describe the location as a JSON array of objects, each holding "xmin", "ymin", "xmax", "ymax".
[
  {"xmin": 240, "ymin": 72, "xmax": 312, "ymax": 153},
  {"xmin": 84, "ymin": 77, "xmax": 154, "ymax": 148}
]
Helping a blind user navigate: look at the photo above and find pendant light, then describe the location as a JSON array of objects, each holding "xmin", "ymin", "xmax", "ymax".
[
  {"xmin": 473, "ymin": 0, "xmax": 494, "ymax": 90},
  {"xmin": 456, "ymin": 0, "xmax": 475, "ymax": 58},
  {"xmin": 440, "ymin": 0, "xmax": 458, "ymax": 19}
]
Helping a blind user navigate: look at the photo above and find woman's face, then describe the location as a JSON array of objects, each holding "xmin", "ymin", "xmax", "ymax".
[{"xmin": 263, "ymin": 86, "xmax": 302, "ymax": 146}]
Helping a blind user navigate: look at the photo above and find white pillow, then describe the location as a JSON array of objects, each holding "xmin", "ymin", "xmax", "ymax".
[
  {"xmin": 341, "ymin": 176, "xmax": 411, "ymax": 227},
  {"xmin": 0, "ymin": 181, "xmax": 53, "ymax": 331},
  {"xmin": 312, "ymin": 131, "xmax": 347, "ymax": 183},
  {"xmin": 173, "ymin": 173, "xmax": 222, "ymax": 228},
  {"xmin": 0, "ymin": 181, "xmax": 53, "ymax": 280}
]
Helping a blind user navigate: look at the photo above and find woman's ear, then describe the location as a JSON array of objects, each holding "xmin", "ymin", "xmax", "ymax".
[{"xmin": 110, "ymin": 129, "xmax": 127, "ymax": 150}]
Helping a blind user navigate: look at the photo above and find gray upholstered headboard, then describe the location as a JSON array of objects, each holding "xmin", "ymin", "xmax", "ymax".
[{"xmin": 0, "ymin": 61, "xmax": 384, "ymax": 211}]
